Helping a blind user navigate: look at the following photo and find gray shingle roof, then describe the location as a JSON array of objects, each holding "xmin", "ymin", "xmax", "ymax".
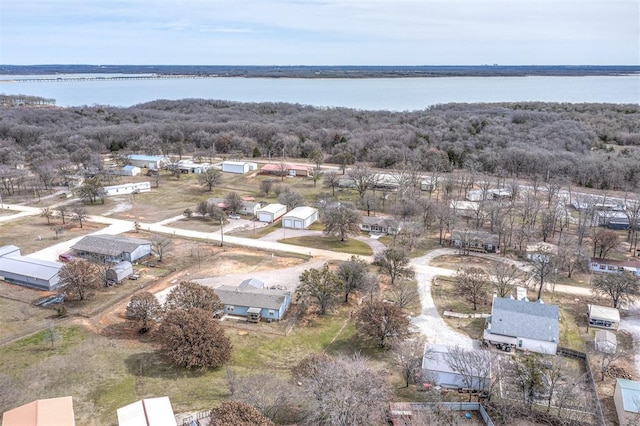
[
  {"xmin": 214, "ymin": 285, "xmax": 290, "ymax": 310},
  {"xmin": 490, "ymin": 297, "xmax": 559, "ymax": 343},
  {"xmin": 71, "ymin": 235, "xmax": 151, "ymax": 257}
]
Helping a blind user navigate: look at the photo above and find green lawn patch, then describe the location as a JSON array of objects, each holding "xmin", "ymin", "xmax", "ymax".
[{"xmin": 279, "ymin": 236, "xmax": 373, "ymax": 256}]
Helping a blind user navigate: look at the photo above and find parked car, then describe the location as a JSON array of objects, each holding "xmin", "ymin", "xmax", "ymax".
[
  {"xmin": 58, "ymin": 253, "xmax": 74, "ymax": 262},
  {"xmin": 128, "ymin": 273, "xmax": 140, "ymax": 280},
  {"xmin": 229, "ymin": 214, "xmax": 241, "ymax": 220}
]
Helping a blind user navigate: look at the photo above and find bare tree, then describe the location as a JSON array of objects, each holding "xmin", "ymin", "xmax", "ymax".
[
  {"xmin": 126, "ymin": 291, "xmax": 162, "ymax": 332},
  {"xmin": 224, "ymin": 191, "xmax": 244, "ymax": 214},
  {"xmin": 323, "ymin": 170, "xmax": 340, "ymax": 196},
  {"xmin": 336, "ymin": 256, "xmax": 372, "ymax": 303},
  {"xmin": 348, "ymin": 163, "xmax": 374, "ymax": 199},
  {"xmin": 52, "ymin": 225, "xmax": 65, "ymax": 240},
  {"xmin": 386, "ymin": 279, "xmax": 420, "ymax": 309},
  {"xmin": 592, "ymin": 271, "xmax": 640, "ymax": 308},
  {"xmin": 151, "ymin": 236, "xmax": 171, "ymax": 262},
  {"xmin": 455, "ymin": 267, "xmax": 490, "ymax": 311},
  {"xmin": 40, "ymin": 207, "xmax": 54, "ymax": 225},
  {"xmin": 295, "ymin": 353, "xmax": 390, "ymax": 425},
  {"xmin": 444, "ymin": 346, "xmax": 492, "ymax": 401},
  {"xmin": 277, "ymin": 188, "xmax": 304, "ymax": 211},
  {"xmin": 393, "ymin": 337, "xmax": 426, "ymax": 387},
  {"xmin": 260, "ymin": 179, "xmax": 274, "ymax": 196},
  {"xmin": 513, "ymin": 353, "xmax": 546, "ymax": 409},
  {"xmin": 355, "ymin": 299, "xmax": 410, "ymax": 348},
  {"xmin": 233, "ymin": 374, "xmax": 294, "ymax": 423},
  {"xmin": 528, "ymin": 246, "xmax": 557, "ymax": 300},
  {"xmin": 591, "ymin": 228, "xmax": 620, "ymax": 259},
  {"xmin": 491, "ymin": 262, "xmax": 525, "ymax": 298},
  {"xmin": 71, "ymin": 205, "xmax": 88, "ymax": 228},
  {"xmin": 198, "ymin": 168, "xmax": 222, "ymax": 191},
  {"xmin": 374, "ymin": 247, "xmax": 414, "ymax": 285}
]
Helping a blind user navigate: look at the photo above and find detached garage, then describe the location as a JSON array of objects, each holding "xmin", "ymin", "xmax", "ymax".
[
  {"xmin": 256, "ymin": 203, "xmax": 287, "ymax": 223},
  {"xmin": 282, "ymin": 206, "xmax": 319, "ymax": 229},
  {"xmin": 221, "ymin": 161, "xmax": 258, "ymax": 174}
]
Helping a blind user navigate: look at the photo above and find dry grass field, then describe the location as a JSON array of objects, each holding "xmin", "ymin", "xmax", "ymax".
[{"xmin": 0, "ymin": 216, "xmax": 107, "ymax": 255}]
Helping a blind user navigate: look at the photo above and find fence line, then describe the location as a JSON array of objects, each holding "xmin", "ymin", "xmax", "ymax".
[{"xmin": 557, "ymin": 346, "xmax": 606, "ymax": 426}]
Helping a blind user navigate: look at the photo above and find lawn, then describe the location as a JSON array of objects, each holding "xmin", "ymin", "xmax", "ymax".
[
  {"xmin": 280, "ymin": 235, "xmax": 373, "ymax": 256},
  {"xmin": 0, "ymin": 303, "xmax": 370, "ymax": 424},
  {"xmin": 0, "ymin": 216, "xmax": 107, "ymax": 256}
]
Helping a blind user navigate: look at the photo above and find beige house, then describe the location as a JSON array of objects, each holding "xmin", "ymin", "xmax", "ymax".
[{"xmin": 587, "ymin": 304, "xmax": 620, "ymax": 330}]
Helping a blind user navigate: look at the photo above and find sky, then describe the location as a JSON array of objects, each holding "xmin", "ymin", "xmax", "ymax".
[{"xmin": 0, "ymin": 0, "xmax": 638, "ymax": 65}]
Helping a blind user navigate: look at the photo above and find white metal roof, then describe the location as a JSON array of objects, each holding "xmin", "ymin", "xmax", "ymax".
[
  {"xmin": 616, "ymin": 379, "xmax": 640, "ymax": 413},
  {"xmin": 117, "ymin": 397, "xmax": 177, "ymax": 426},
  {"xmin": 588, "ymin": 304, "xmax": 620, "ymax": 322},
  {"xmin": 283, "ymin": 206, "xmax": 318, "ymax": 220},
  {"xmin": 0, "ymin": 245, "xmax": 20, "ymax": 258},
  {"xmin": 257, "ymin": 203, "xmax": 287, "ymax": 214}
]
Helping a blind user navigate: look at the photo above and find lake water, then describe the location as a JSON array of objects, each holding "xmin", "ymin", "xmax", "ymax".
[{"xmin": 0, "ymin": 74, "xmax": 638, "ymax": 111}]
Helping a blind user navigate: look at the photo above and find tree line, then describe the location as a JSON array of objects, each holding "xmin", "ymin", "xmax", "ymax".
[{"xmin": 0, "ymin": 100, "xmax": 639, "ymax": 196}]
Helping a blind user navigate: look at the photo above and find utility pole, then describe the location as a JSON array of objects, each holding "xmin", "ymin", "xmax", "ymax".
[{"xmin": 219, "ymin": 216, "xmax": 224, "ymax": 247}]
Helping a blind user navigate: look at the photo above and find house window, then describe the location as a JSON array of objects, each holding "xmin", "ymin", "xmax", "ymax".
[
  {"xmin": 227, "ymin": 306, "xmax": 234, "ymax": 312},
  {"xmin": 268, "ymin": 310, "xmax": 275, "ymax": 316},
  {"xmin": 608, "ymin": 266, "xmax": 616, "ymax": 271},
  {"xmin": 599, "ymin": 264, "xmax": 606, "ymax": 270}
]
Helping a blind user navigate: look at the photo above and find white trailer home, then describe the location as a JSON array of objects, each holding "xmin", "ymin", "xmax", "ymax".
[{"xmin": 104, "ymin": 182, "xmax": 151, "ymax": 196}]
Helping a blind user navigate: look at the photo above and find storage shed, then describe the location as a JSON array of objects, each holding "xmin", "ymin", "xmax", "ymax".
[
  {"xmin": 117, "ymin": 396, "xmax": 177, "ymax": 426},
  {"xmin": 595, "ymin": 329, "xmax": 617, "ymax": 353},
  {"xmin": 221, "ymin": 161, "xmax": 258, "ymax": 174},
  {"xmin": 282, "ymin": 206, "xmax": 319, "ymax": 229},
  {"xmin": 588, "ymin": 304, "xmax": 620, "ymax": 330},
  {"xmin": 256, "ymin": 203, "xmax": 287, "ymax": 223},
  {"xmin": 421, "ymin": 344, "xmax": 491, "ymax": 391},
  {"xmin": 614, "ymin": 379, "xmax": 640, "ymax": 426},
  {"xmin": 106, "ymin": 261, "xmax": 133, "ymax": 284}
]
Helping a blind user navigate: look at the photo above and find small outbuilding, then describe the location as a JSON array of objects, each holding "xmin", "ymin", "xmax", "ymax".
[
  {"xmin": 421, "ymin": 344, "xmax": 491, "ymax": 392},
  {"xmin": 112, "ymin": 165, "xmax": 141, "ymax": 176},
  {"xmin": 594, "ymin": 329, "xmax": 617, "ymax": 354},
  {"xmin": 282, "ymin": 206, "xmax": 319, "ymax": 229},
  {"xmin": 117, "ymin": 396, "xmax": 177, "ymax": 426},
  {"xmin": 106, "ymin": 261, "xmax": 134, "ymax": 284},
  {"xmin": 588, "ymin": 304, "xmax": 620, "ymax": 330},
  {"xmin": 221, "ymin": 161, "xmax": 258, "ymax": 174},
  {"xmin": 256, "ymin": 203, "xmax": 287, "ymax": 223},
  {"xmin": 614, "ymin": 379, "xmax": 640, "ymax": 426}
]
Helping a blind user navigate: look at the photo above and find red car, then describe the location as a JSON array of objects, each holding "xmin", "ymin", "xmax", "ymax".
[{"xmin": 58, "ymin": 253, "xmax": 74, "ymax": 262}]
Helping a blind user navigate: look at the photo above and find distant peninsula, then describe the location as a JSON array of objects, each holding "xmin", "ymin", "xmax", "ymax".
[{"xmin": 1, "ymin": 64, "xmax": 639, "ymax": 78}]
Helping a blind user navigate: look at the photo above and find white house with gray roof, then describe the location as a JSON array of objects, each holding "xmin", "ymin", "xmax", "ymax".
[
  {"xmin": 0, "ymin": 245, "xmax": 61, "ymax": 291},
  {"xmin": 483, "ymin": 297, "xmax": 559, "ymax": 354},
  {"xmin": 71, "ymin": 235, "xmax": 152, "ymax": 264},
  {"xmin": 214, "ymin": 284, "xmax": 291, "ymax": 322}
]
